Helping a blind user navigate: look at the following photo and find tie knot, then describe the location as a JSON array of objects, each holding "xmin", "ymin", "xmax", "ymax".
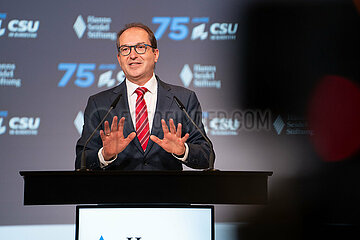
[{"xmin": 135, "ymin": 87, "xmax": 148, "ymax": 96}]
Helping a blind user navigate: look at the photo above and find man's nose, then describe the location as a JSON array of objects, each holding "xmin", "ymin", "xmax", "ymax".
[{"xmin": 129, "ymin": 47, "xmax": 138, "ymax": 58}]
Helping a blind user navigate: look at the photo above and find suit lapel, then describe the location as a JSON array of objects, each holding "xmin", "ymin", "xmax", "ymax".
[
  {"xmin": 144, "ymin": 76, "xmax": 174, "ymax": 156},
  {"xmin": 112, "ymin": 81, "xmax": 144, "ymax": 154}
]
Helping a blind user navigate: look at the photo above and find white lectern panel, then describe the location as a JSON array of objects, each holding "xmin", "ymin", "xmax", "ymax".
[{"xmin": 76, "ymin": 205, "xmax": 213, "ymax": 240}]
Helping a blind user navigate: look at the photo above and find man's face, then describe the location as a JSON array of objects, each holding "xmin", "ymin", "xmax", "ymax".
[{"xmin": 117, "ymin": 27, "xmax": 159, "ymax": 85}]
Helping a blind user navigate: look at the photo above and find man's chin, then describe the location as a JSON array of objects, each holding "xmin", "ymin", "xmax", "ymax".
[
  {"xmin": 127, "ymin": 74, "xmax": 152, "ymax": 85},
  {"xmin": 126, "ymin": 70, "xmax": 143, "ymax": 79}
]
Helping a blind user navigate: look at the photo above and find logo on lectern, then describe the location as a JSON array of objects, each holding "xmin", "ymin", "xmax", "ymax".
[{"xmin": 98, "ymin": 235, "xmax": 142, "ymax": 240}]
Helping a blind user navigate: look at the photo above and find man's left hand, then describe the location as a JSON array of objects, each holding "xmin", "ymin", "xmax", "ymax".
[{"xmin": 150, "ymin": 118, "xmax": 189, "ymax": 155}]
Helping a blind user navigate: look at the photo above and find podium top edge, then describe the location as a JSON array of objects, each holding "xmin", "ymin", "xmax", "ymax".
[{"xmin": 19, "ymin": 170, "xmax": 273, "ymax": 177}]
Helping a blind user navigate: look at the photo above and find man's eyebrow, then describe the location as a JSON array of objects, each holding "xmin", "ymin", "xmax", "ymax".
[{"xmin": 119, "ymin": 42, "xmax": 146, "ymax": 47}]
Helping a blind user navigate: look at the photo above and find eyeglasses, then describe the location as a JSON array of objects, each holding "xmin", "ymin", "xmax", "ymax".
[{"xmin": 118, "ymin": 43, "xmax": 155, "ymax": 56}]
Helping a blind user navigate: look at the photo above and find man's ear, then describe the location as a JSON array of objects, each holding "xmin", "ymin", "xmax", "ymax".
[
  {"xmin": 154, "ymin": 49, "xmax": 159, "ymax": 63},
  {"xmin": 116, "ymin": 53, "xmax": 121, "ymax": 65}
]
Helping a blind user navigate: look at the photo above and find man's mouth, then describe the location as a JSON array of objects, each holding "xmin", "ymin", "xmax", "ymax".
[{"xmin": 129, "ymin": 62, "xmax": 141, "ymax": 66}]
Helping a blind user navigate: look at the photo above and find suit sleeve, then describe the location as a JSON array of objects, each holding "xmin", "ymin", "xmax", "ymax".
[
  {"xmin": 182, "ymin": 91, "xmax": 214, "ymax": 169},
  {"xmin": 75, "ymin": 96, "xmax": 103, "ymax": 170}
]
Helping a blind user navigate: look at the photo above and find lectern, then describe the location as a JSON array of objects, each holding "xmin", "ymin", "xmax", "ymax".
[
  {"xmin": 19, "ymin": 170, "xmax": 273, "ymax": 205},
  {"xmin": 20, "ymin": 170, "xmax": 272, "ymax": 240}
]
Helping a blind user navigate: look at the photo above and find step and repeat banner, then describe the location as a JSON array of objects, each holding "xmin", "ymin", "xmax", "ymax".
[{"xmin": 1, "ymin": 0, "xmax": 360, "ymax": 236}]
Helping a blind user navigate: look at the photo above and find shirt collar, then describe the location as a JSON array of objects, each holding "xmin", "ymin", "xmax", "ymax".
[{"xmin": 126, "ymin": 73, "xmax": 157, "ymax": 96}]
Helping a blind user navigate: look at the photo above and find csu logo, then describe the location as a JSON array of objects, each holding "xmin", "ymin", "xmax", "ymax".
[
  {"xmin": 210, "ymin": 117, "xmax": 240, "ymax": 132},
  {"xmin": 152, "ymin": 17, "xmax": 238, "ymax": 41},
  {"xmin": 9, "ymin": 117, "xmax": 41, "ymax": 135},
  {"xmin": 57, "ymin": 63, "xmax": 124, "ymax": 88},
  {"xmin": 0, "ymin": 12, "xmax": 40, "ymax": 38},
  {"xmin": 0, "ymin": 111, "xmax": 41, "ymax": 136},
  {"xmin": 9, "ymin": 117, "xmax": 40, "ymax": 130},
  {"xmin": 202, "ymin": 110, "xmax": 271, "ymax": 136}
]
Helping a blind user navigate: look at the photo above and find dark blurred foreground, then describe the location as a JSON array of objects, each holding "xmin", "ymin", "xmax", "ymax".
[{"xmin": 238, "ymin": 158, "xmax": 360, "ymax": 239}]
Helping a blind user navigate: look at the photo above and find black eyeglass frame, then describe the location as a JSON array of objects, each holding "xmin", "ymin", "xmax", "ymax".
[{"xmin": 118, "ymin": 43, "xmax": 155, "ymax": 56}]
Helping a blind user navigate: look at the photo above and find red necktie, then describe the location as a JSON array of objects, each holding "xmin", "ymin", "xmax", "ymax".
[{"xmin": 135, "ymin": 87, "xmax": 150, "ymax": 151}]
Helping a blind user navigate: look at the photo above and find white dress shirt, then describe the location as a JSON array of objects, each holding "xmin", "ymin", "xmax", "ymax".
[
  {"xmin": 98, "ymin": 74, "xmax": 189, "ymax": 167},
  {"xmin": 126, "ymin": 74, "xmax": 157, "ymax": 133}
]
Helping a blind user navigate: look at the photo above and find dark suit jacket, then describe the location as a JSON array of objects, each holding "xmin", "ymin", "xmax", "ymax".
[{"xmin": 75, "ymin": 76, "xmax": 212, "ymax": 170}]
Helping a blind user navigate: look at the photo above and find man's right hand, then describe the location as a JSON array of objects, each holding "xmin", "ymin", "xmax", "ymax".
[{"xmin": 100, "ymin": 116, "xmax": 136, "ymax": 161}]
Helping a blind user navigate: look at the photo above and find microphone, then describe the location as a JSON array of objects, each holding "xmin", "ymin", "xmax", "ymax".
[
  {"xmin": 173, "ymin": 96, "xmax": 216, "ymax": 171},
  {"xmin": 79, "ymin": 94, "xmax": 122, "ymax": 171}
]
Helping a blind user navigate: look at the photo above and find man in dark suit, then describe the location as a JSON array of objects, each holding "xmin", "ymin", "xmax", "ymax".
[{"xmin": 75, "ymin": 23, "xmax": 212, "ymax": 170}]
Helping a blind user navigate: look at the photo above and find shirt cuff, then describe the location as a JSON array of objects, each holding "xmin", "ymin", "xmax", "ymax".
[
  {"xmin": 172, "ymin": 143, "xmax": 189, "ymax": 162},
  {"xmin": 98, "ymin": 147, "xmax": 117, "ymax": 168}
]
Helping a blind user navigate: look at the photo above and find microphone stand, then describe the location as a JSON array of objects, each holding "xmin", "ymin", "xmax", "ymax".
[
  {"xmin": 173, "ymin": 96, "xmax": 217, "ymax": 171},
  {"xmin": 79, "ymin": 94, "xmax": 122, "ymax": 171}
]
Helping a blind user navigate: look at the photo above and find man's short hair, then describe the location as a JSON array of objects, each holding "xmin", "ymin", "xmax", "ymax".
[{"xmin": 116, "ymin": 23, "xmax": 157, "ymax": 54}]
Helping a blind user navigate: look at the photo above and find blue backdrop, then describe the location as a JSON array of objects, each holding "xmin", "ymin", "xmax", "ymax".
[{"xmin": 1, "ymin": 0, "xmax": 360, "ymax": 238}]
